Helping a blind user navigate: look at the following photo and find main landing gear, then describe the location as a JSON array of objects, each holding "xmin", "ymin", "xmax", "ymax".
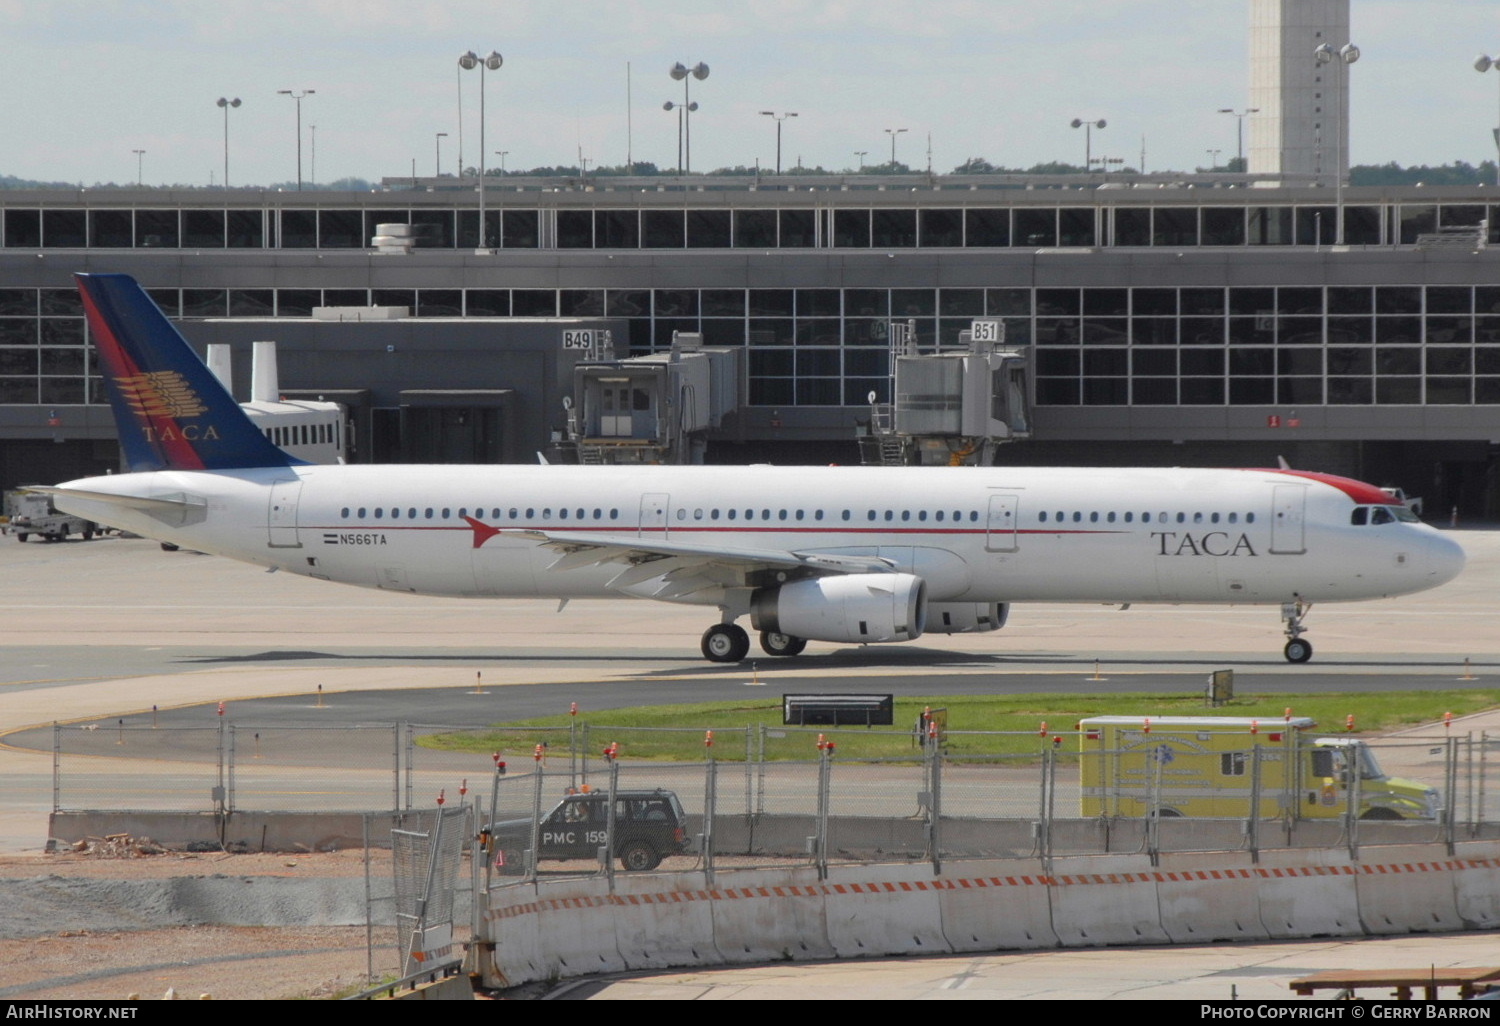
[
  {"xmin": 1281, "ymin": 597, "xmax": 1313, "ymax": 663},
  {"xmin": 700, "ymin": 624, "xmax": 809, "ymax": 662},
  {"xmin": 701, "ymin": 623, "xmax": 750, "ymax": 663},
  {"xmin": 759, "ymin": 631, "xmax": 807, "ymax": 657}
]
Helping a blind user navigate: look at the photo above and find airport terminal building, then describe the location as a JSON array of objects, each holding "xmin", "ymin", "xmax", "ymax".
[{"xmin": 1, "ymin": 175, "xmax": 1498, "ymax": 516}]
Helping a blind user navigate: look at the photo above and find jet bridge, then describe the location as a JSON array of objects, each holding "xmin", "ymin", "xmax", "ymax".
[
  {"xmin": 858, "ymin": 318, "xmax": 1031, "ymax": 467},
  {"xmin": 559, "ymin": 332, "xmax": 743, "ymax": 464}
]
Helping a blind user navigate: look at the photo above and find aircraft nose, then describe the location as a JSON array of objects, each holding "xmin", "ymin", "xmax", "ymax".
[{"xmin": 1426, "ymin": 531, "xmax": 1466, "ymax": 586}]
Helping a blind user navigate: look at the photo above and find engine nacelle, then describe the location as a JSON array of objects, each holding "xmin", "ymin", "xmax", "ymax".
[
  {"xmin": 925, "ymin": 602, "xmax": 1009, "ymax": 634},
  {"xmin": 751, "ymin": 573, "xmax": 927, "ymax": 644}
]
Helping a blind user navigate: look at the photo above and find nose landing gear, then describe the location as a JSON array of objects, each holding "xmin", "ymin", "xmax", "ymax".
[{"xmin": 1282, "ymin": 597, "xmax": 1313, "ymax": 663}]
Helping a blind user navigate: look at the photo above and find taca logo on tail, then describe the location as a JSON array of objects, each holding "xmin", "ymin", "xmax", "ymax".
[{"xmin": 75, "ymin": 273, "xmax": 296, "ymax": 473}]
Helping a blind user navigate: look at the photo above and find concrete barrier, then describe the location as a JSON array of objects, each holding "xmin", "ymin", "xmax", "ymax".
[
  {"xmin": 1049, "ymin": 854, "xmax": 1169, "ymax": 947},
  {"xmin": 1255, "ymin": 848, "xmax": 1363, "ymax": 939},
  {"xmin": 1450, "ymin": 851, "xmax": 1500, "ymax": 929},
  {"xmin": 706, "ymin": 867, "xmax": 835, "ymax": 964},
  {"xmin": 1155, "ymin": 853, "xmax": 1269, "ymax": 943},
  {"xmin": 1353, "ymin": 845, "xmax": 1467, "ymax": 935},
  {"xmin": 498, "ymin": 875, "xmax": 628, "ymax": 981},
  {"xmin": 934, "ymin": 860, "xmax": 1058, "ymax": 950},
  {"xmin": 611, "ymin": 871, "xmax": 725, "ymax": 970},
  {"xmin": 473, "ymin": 841, "xmax": 1500, "ymax": 990},
  {"xmin": 822, "ymin": 862, "xmax": 949, "ymax": 958}
]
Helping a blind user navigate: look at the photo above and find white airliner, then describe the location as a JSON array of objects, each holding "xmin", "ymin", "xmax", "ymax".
[{"xmin": 40, "ymin": 274, "xmax": 1465, "ymax": 665}]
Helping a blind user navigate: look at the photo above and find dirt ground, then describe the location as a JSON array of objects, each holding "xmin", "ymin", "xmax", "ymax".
[{"xmin": 0, "ymin": 848, "xmax": 473, "ymax": 1002}]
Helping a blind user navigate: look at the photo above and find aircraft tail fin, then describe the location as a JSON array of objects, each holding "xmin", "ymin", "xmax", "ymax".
[{"xmin": 75, "ymin": 273, "xmax": 297, "ymax": 472}]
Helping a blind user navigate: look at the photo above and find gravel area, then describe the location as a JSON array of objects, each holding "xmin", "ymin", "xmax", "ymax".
[{"xmin": 0, "ymin": 849, "xmax": 472, "ymax": 1001}]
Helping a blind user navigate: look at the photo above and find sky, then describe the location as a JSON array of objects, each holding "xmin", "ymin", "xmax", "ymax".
[{"xmin": 1, "ymin": 0, "xmax": 1497, "ymax": 188}]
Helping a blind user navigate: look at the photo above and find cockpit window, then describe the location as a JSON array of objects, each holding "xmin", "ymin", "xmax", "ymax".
[
  {"xmin": 1350, "ymin": 507, "xmax": 1368, "ymax": 526},
  {"xmin": 1370, "ymin": 506, "xmax": 1395, "ymax": 525}
]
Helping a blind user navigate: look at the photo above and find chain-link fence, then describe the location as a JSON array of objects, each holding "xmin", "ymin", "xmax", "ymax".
[{"xmin": 52, "ymin": 720, "xmax": 1500, "ymax": 872}]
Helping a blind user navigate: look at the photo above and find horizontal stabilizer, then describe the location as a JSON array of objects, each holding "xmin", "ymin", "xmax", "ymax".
[{"xmin": 25, "ymin": 485, "xmax": 206, "ymax": 514}]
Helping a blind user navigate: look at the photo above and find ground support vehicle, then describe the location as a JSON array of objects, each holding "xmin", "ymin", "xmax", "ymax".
[
  {"xmin": 1078, "ymin": 716, "xmax": 1440, "ymax": 821},
  {"xmin": 2, "ymin": 491, "xmax": 98, "ymax": 542},
  {"xmin": 484, "ymin": 788, "xmax": 691, "ymax": 874}
]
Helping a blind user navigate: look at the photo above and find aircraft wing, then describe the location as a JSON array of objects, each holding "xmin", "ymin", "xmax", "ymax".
[{"xmin": 501, "ymin": 528, "xmax": 894, "ymax": 595}]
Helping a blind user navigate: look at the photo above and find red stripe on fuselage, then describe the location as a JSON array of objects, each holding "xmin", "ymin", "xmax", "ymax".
[{"xmin": 1251, "ymin": 469, "xmax": 1392, "ymax": 505}]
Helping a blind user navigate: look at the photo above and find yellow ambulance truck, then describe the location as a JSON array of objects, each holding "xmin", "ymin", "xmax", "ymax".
[{"xmin": 1078, "ymin": 716, "xmax": 1440, "ymax": 821}]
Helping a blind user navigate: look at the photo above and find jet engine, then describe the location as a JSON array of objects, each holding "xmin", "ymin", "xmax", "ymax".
[
  {"xmin": 750, "ymin": 573, "xmax": 926, "ymax": 644},
  {"xmin": 925, "ymin": 602, "xmax": 1008, "ymax": 634}
]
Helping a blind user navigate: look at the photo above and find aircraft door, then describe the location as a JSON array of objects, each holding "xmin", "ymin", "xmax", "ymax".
[
  {"xmin": 639, "ymin": 493, "xmax": 669, "ymax": 538},
  {"xmin": 267, "ymin": 479, "xmax": 303, "ymax": 548},
  {"xmin": 985, "ymin": 494, "xmax": 1019, "ymax": 552},
  {"xmin": 1270, "ymin": 484, "xmax": 1307, "ymax": 555}
]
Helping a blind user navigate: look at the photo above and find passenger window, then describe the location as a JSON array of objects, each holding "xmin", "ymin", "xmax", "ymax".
[
  {"xmin": 340, "ymin": 507, "xmax": 349, "ymax": 518},
  {"xmin": 917, "ymin": 510, "xmax": 927, "ymax": 522},
  {"xmin": 1193, "ymin": 512, "xmax": 1203, "ymax": 524},
  {"xmin": 885, "ymin": 510, "xmax": 894, "ymax": 521},
  {"xmin": 1228, "ymin": 512, "xmax": 1237, "ymax": 523},
  {"xmin": 543, "ymin": 508, "xmax": 552, "ymax": 519},
  {"xmin": 795, "ymin": 510, "xmax": 804, "ymax": 521},
  {"xmin": 374, "ymin": 508, "xmax": 384, "ymax": 519},
  {"xmin": 391, "ymin": 508, "xmax": 400, "ymax": 519},
  {"xmin": 1089, "ymin": 512, "xmax": 1099, "ymax": 523},
  {"xmin": 1107, "ymin": 512, "xmax": 1116, "ymax": 523},
  {"xmin": 841, "ymin": 510, "xmax": 850, "ymax": 521},
  {"xmin": 1124, "ymin": 512, "xmax": 1133, "ymax": 523},
  {"xmin": 694, "ymin": 508, "xmax": 704, "ymax": 520},
  {"xmin": 676, "ymin": 509, "xmax": 686, "ymax": 520},
  {"xmin": 1246, "ymin": 512, "xmax": 1256, "ymax": 523},
  {"xmin": 728, "ymin": 509, "xmax": 737, "ymax": 520},
  {"xmin": 901, "ymin": 511, "xmax": 910, "ymax": 522},
  {"xmin": 560, "ymin": 508, "xmax": 569, "ymax": 519},
  {"xmin": 936, "ymin": 511, "xmax": 946, "ymax": 522},
  {"xmin": 710, "ymin": 509, "xmax": 720, "ymax": 520},
  {"xmin": 778, "ymin": 509, "xmax": 787, "ymax": 521},
  {"xmin": 1072, "ymin": 512, "xmax": 1082, "ymax": 523},
  {"xmin": 1176, "ymin": 512, "xmax": 1186, "ymax": 524}
]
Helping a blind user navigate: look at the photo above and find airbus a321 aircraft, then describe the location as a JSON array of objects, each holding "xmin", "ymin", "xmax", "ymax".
[{"xmin": 41, "ymin": 274, "xmax": 1464, "ymax": 665}]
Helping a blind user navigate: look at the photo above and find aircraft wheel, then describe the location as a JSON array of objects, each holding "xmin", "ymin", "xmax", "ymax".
[
  {"xmin": 1283, "ymin": 638, "xmax": 1313, "ymax": 664},
  {"xmin": 760, "ymin": 631, "xmax": 807, "ymax": 657},
  {"xmin": 701, "ymin": 623, "xmax": 750, "ymax": 663},
  {"xmin": 15, "ymin": 533, "xmax": 27, "ymax": 543}
]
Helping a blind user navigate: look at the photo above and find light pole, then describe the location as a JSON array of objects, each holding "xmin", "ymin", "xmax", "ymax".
[
  {"xmin": 854, "ymin": 150, "xmax": 867, "ymax": 172},
  {"xmin": 435, "ymin": 132, "xmax": 448, "ymax": 176},
  {"xmin": 458, "ymin": 49, "xmax": 503, "ymax": 251},
  {"xmin": 495, "ymin": 150, "xmax": 508, "ymax": 174},
  {"xmin": 1205, "ymin": 149, "xmax": 1222, "ymax": 171},
  {"xmin": 1474, "ymin": 55, "xmax": 1500, "ymax": 186},
  {"xmin": 132, "ymin": 149, "xmax": 145, "ymax": 186},
  {"xmin": 309, "ymin": 125, "xmax": 316, "ymax": 186},
  {"xmin": 758, "ymin": 111, "xmax": 798, "ymax": 175},
  {"xmin": 667, "ymin": 62, "xmax": 709, "ymax": 173},
  {"xmin": 1070, "ymin": 118, "xmax": 1106, "ymax": 172},
  {"xmin": 884, "ymin": 127, "xmax": 907, "ymax": 166},
  {"xmin": 215, "ymin": 98, "xmax": 240, "ymax": 189},
  {"xmin": 1217, "ymin": 107, "xmax": 1259, "ymax": 170},
  {"xmin": 1314, "ymin": 42, "xmax": 1359, "ymax": 245},
  {"xmin": 276, "ymin": 89, "xmax": 315, "ymax": 190}
]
